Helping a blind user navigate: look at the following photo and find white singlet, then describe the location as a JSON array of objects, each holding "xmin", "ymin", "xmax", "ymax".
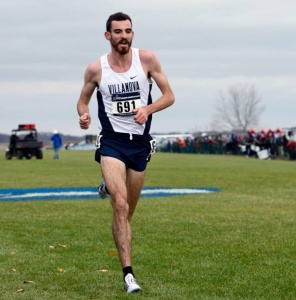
[{"xmin": 96, "ymin": 48, "xmax": 153, "ymax": 135}]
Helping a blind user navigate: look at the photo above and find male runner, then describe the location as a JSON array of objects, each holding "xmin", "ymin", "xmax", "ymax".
[{"xmin": 77, "ymin": 12, "xmax": 175, "ymax": 293}]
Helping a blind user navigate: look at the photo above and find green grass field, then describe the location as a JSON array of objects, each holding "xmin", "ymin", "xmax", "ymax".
[{"xmin": 0, "ymin": 150, "xmax": 295, "ymax": 299}]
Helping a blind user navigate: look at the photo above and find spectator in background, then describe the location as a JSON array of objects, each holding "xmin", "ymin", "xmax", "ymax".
[
  {"xmin": 51, "ymin": 130, "xmax": 62, "ymax": 159},
  {"xmin": 166, "ymin": 140, "xmax": 172, "ymax": 152},
  {"xmin": 245, "ymin": 128, "xmax": 256, "ymax": 157},
  {"xmin": 231, "ymin": 134, "xmax": 239, "ymax": 155},
  {"xmin": 266, "ymin": 128, "xmax": 276, "ymax": 158},
  {"xmin": 9, "ymin": 132, "xmax": 19, "ymax": 156},
  {"xmin": 274, "ymin": 128, "xmax": 283, "ymax": 157},
  {"xmin": 177, "ymin": 137, "xmax": 186, "ymax": 153}
]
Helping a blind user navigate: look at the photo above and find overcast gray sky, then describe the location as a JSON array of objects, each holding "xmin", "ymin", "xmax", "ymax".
[{"xmin": 1, "ymin": 0, "xmax": 295, "ymax": 136}]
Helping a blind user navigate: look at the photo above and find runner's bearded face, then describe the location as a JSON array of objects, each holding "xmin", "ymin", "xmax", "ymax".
[{"xmin": 111, "ymin": 37, "xmax": 132, "ymax": 55}]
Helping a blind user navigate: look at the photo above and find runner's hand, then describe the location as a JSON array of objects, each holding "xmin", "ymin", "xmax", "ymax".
[{"xmin": 79, "ymin": 113, "xmax": 91, "ymax": 129}]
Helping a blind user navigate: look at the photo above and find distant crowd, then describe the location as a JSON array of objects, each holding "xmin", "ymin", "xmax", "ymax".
[{"xmin": 159, "ymin": 128, "xmax": 296, "ymax": 160}]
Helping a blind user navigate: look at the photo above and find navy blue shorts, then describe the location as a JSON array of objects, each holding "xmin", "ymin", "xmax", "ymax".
[{"xmin": 95, "ymin": 131, "xmax": 156, "ymax": 172}]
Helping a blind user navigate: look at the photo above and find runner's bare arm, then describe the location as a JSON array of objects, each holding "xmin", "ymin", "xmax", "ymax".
[
  {"xmin": 77, "ymin": 63, "xmax": 101, "ymax": 129},
  {"xmin": 133, "ymin": 50, "xmax": 175, "ymax": 125}
]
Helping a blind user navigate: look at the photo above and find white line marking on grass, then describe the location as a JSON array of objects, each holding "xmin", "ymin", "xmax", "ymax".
[{"xmin": 0, "ymin": 187, "xmax": 220, "ymax": 202}]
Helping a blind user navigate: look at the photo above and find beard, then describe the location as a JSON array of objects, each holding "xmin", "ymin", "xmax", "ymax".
[{"xmin": 111, "ymin": 38, "xmax": 132, "ymax": 55}]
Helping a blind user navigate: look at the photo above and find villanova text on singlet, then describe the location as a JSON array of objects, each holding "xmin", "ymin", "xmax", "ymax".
[{"xmin": 96, "ymin": 48, "xmax": 153, "ymax": 135}]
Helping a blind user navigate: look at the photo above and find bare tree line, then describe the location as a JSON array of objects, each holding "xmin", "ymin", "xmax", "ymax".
[{"xmin": 212, "ymin": 83, "xmax": 265, "ymax": 131}]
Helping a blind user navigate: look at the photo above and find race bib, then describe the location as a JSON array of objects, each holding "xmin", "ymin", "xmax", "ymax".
[{"xmin": 112, "ymin": 92, "xmax": 141, "ymax": 116}]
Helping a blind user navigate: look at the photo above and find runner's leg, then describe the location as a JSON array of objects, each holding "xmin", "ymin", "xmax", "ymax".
[
  {"xmin": 126, "ymin": 168, "xmax": 145, "ymax": 221},
  {"xmin": 101, "ymin": 156, "xmax": 131, "ymax": 268}
]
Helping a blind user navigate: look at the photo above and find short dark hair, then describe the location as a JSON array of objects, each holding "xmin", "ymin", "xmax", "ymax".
[{"xmin": 106, "ymin": 12, "xmax": 132, "ymax": 32}]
